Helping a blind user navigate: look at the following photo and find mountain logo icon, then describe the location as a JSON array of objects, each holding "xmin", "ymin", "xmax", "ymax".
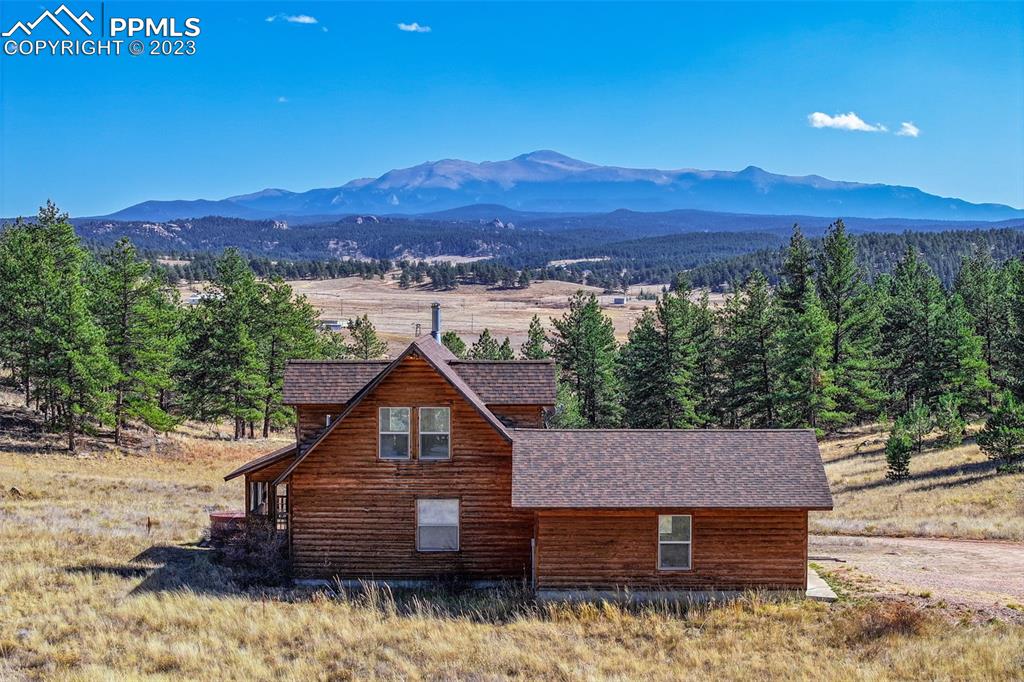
[{"xmin": 2, "ymin": 4, "xmax": 95, "ymax": 37}]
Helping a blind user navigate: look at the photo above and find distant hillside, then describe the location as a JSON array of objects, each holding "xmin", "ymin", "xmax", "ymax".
[{"xmin": 83, "ymin": 151, "xmax": 1024, "ymax": 222}]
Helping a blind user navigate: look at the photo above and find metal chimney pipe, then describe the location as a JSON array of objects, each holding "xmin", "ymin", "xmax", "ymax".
[{"xmin": 431, "ymin": 302, "xmax": 441, "ymax": 341}]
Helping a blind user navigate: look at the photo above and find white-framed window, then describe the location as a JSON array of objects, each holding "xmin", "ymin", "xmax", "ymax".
[
  {"xmin": 658, "ymin": 514, "xmax": 692, "ymax": 570},
  {"xmin": 416, "ymin": 498, "xmax": 459, "ymax": 551},
  {"xmin": 249, "ymin": 481, "xmax": 269, "ymax": 514},
  {"xmin": 379, "ymin": 407, "xmax": 411, "ymax": 459},
  {"xmin": 419, "ymin": 407, "xmax": 451, "ymax": 460}
]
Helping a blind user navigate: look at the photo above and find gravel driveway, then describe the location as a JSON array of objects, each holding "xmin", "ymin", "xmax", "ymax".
[{"xmin": 810, "ymin": 535, "xmax": 1024, "ymax": 620}]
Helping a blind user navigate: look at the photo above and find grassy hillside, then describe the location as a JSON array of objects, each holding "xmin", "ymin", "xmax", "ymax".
[{"xmin": 812, "ymin": 425, "xmax": 1024, "ymax": 541}]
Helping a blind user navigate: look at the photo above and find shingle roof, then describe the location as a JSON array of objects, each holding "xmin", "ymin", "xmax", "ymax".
[
  {"xmin": 510, "ymin": 429, "xmax": 833, "ymax": 510},
  {"xmin": 447, "ymin": 361, "xmax": 556, "ymax": 404},
  {"xmin": 223, "ymin": 443, "xmax": 298, "ymax": 481},
  {"xmin": 272, "ymin": 336, "xmax": 511, "ymax": 486},
  {"xmin": 283, "ymin": 355, "xmax": 557, "ymax": 407},
  {"xmin": 283, "ymin": 360, "xmax": 389, "ymax": 405}
]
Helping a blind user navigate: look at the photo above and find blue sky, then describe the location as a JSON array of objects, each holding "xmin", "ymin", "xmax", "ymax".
[{"xmin": 1, "ymin": 1, "xmax": 1022, "ymax": 217}]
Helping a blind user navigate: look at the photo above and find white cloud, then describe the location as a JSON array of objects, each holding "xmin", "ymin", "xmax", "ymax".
[
  {"xmin": 266, "ymin": 14, "xmax": 320, "ymax": 25},
  {"xmin": 276, "ymin": 96, "xmax": 288, "ymax": 104},
  {"xmin": 807, "ymin": 111, "xmax": 887, "ymax": 133},
  {"xmin": 397, "ymin": 22, "xmax": 431, "ymax": 33},
  {"xmin": 896, "ymin": 121, "xmax": 920, "ymax": 138}
]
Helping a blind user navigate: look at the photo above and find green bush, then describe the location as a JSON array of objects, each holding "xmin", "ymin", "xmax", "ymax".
[
  {"xmin": 977, "ymin": 393, "xmax": 1024, "ymax": 471},
  {"xmin": 885, "ymin": 430, "xmax": 914, "ymax": 480}
]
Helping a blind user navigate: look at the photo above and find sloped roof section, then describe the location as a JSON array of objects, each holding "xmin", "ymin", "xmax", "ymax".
[
  {"xmin": 511, "ymin": 429, "xmax": 833, "ymax": 510},
  {"xmin": 447, "ymin": 360, "xmax": 556, "ymax": 404},
  {"xmin": 283, "ymin": 360, "xmax": 390, "ymax": 404},
  {"xmin": 223, "ymin": 443, "xmax": 298, "ymax": 481}
]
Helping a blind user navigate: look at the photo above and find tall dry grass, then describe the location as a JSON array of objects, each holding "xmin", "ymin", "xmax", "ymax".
[{"xmin": 1, "ymin": 443, "xmax": 1022, "ymax": 680}]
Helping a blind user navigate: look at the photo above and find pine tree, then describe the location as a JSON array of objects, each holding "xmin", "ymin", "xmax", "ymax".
[
  {"xmin": 879, "ymin": 247, "xmax": 947, "ymax": 411},
  {"xmin": 517, "ymin": 270, "xmax": 531, "ymax": 289},
  {"xmin": 817, "ymin": 219, "xmax": 884, "ymax": 424},
  {"xmin": 977, "ymin": 393, "xmax": 1024, "ymax": 469},
  {"xmin": 937, "ymin": 293, "xmax": 992, "ymax": 414},
  {"xmin": 618, "ymin": 310, "xmax": 664, "ymax": 427},
  {"xmin": 934, "ymin": 393, "xmax": 965, "ymax": 448},
  {"xmin": 498, "ymin": 337, "xmax": 515, "ymax": 360},
  {"xmin": 469, "ymin": 328, "xmax": 502, "ymax": 359},
  {"xmin": 954, "ymin": 248, "xmax": 1007, "ymax": 396},
  {"xmin": 441, "ymin": 330, "xmax": 467, "ymax": 358},
  {"xmin": 398, "ymin": 269, "xmax": 412, "ymax": 289},
  {"xmin": 31, "ymin": 203, "xmax": 116, "ymax": 451},
  {"xmin": 549, "ymin": 291, "xmax": 622, "ymax": 427},
  {"xmin": 776, "ymin": 286, "xmax": 837, "ymax": 431},
  {"xmin": 896, "ymin": 399, "xmax": 932, "ymax": 454},
  {"xmin": 176, "ymin": 249, "xmax": 266, "ymax": 439},
  {"xmin": 691, "ymin": 292, "xmax": 722, "ymax": 427},
  {"xmin": 93, "ymin": 238, "xmax": 179, "ymax": 444},
  {"xmin": 618, "ymin": 284, "xmax": 699, "ymax": 428},
  {"xmin": 885, "ymin": 430, "xmax": 913, "ymax": 480},
  {"xmin": 255, "ymin": 279, "xmax": 321, "ymax": 436},
  {"xmin": 520, "ymin": 315, "xmax": 549, "ymax": 359},
  {"xmin": 1004, "ymin": 260, "xmax": 1024, "ymax": 400},
  {"xmin": 345, "ymin": 314, "xmax": 388, "ymax": 359},
  {"xmin": 721, "ymin": 272, "xmax": 780, "ymax": 427},
  {"xmin": 779, "ymin": 223, "xmax": 814, "ymax": 313}
]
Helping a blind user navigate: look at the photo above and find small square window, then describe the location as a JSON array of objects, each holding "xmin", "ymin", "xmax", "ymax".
[
  {"xmin": 379, "ymin": 407, "xmax": 411, "ymax": 459},
  {"xmin": 658, "ymin": 514, "xmax": 692, "ymax": 570}
]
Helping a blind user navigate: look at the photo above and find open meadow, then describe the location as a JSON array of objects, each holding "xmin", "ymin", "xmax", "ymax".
[
  {"xmin": 1, "ymin": 397, "xmax": 1023, "ymax": 680},
  {"xmin": 178, "ymin": 275, "xmax": 695, "ymax": 351}
]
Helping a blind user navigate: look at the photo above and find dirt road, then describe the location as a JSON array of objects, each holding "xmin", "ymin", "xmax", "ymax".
[{"xmin": 810, "ymin": 534, "xmax": 1024, "ymax": 620}]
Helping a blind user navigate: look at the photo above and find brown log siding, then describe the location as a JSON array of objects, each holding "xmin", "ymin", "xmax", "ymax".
[
  {"xmin": 296, "ymin": 404, "xmax": 345, "ymax": 444},
  {"xmin": 535, "ymin": 508, "xmax": 808, "ymax": 590},
  {"xmin": 289, "ymin": 355, "xmax": 534, "ymax": 580},
  {"xmin": 488, "ymin": 404, "xmax": 548, "ymax": 428}
]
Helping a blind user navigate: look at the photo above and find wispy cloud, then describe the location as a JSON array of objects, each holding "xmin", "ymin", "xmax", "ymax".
[
  {"xmin": 807, "ymin": 111, "xmax": 887, "ymax": 133},
  {"xmin": 896, "ymin": 121, "xmax": 921, "ymax": 138},
  {"xmin": 266, "ymin": 13, "xmax": 327, "ymax": 32},
  {"xmin": 276, "ymin": 96, "xmax": 288, "ymax": 104},
  {"xmin": 397, "ymin": 22, "xmax": 431, "ymax": 33}
]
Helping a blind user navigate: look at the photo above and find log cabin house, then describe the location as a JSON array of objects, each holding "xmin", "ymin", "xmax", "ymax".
[{"xmin": 224, "ymin": 304, "xmax": 833, "ymax": 598}]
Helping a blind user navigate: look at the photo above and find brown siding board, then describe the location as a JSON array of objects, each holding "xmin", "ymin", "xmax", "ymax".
[
  {"xmin": 289, "ymin": 355, "xmax": 534, "ymax": 580},
  {"xmin": 535, "ymin": 509, "xmax": 808, "ymax": 590},
  {"xmin": 489, "ymin": 404, "xmax": 548, "ymax": 428}
]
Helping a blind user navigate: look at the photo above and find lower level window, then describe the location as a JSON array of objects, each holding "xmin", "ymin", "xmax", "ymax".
[
  {"xmin": 249, "ymin": 481, "xmax": 269, "ymax": 514},
  {"xmin": 658, "ymin": 514, "xmax": 691, "ymax": 570},
  {"xmin": 416, "ymin": 498, "xmax": 459, "ymax": 551}
]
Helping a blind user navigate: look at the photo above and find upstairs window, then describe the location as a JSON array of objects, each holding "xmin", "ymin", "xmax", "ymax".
[
  {"xmin": 419, "ymin": 407, "xmax": 451, "ymax": 460},
  {"xmin": 416, "ymin": 498, "xmax": 459, "ymax": 551},
  {"xmin": 379, "ymin": 407, "xmax": 411, "ymax": 459},
  {"xmin": 658, "ymin": 515, "xmax": 692, "ymax": 570}
]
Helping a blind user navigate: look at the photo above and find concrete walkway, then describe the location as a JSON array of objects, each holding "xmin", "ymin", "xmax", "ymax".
[{"xmin": 807, "ymin": 566, "xmax": 838, "ymax": 602}]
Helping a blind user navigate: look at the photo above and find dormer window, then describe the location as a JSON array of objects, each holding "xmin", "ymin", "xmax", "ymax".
[
  {"xmin": 379, "ymin": 407, "xmax": 411, "ymax": 459},
  {"xmin": 419, "ymin": 407, "xmax": 451, "ymax": 460}
]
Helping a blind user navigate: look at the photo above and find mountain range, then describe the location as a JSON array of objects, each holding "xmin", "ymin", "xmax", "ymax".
[{"xmin": 93, "ymin": 151, "xmax": 1023, "ymax": 223}]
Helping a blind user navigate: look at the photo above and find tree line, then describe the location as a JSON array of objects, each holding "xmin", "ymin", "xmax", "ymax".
[
  {"xmin": 0, "ymin": 204, "xmax": 392, "ymax": 451},
  {"xmin": 478, "ymin": 220, "xmax": 1024, "ymax": 472}
]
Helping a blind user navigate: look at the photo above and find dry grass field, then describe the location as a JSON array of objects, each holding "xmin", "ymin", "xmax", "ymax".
[
  {"xmin": 812, "ymin": 425, "xmax": 1024, "ymax": 541},
  {"xmin": 179, "ymin": 274, "xmax": 702, "ymax": 351},
  {"xmin": 1, "ymin": 402, "xmax": 1023, "ymax": 679}
]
